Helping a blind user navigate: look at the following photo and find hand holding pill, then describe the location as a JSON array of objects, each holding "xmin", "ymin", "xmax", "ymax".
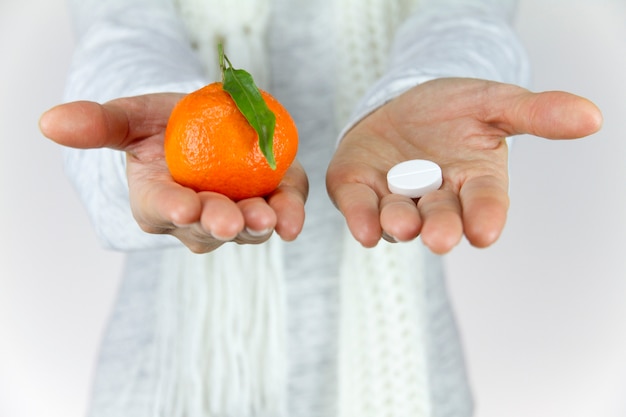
[{"xmin": 327, "ymin": 78, "xmax": 603, "ymax": 253}]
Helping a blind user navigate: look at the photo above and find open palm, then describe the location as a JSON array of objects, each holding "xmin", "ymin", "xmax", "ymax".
[
  {"xmin": 327, "ymin": 78, "xmax": 602, "ymax": 253},
  {"xmin": 40, "ymin": 93, "xmax": 308, "ymax": 253}
]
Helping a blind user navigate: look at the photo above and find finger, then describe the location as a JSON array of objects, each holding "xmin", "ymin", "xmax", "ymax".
[
  {"xmin": 39, "ymin": 94, "xmax": 182, "ymax": 150},
  {"xmin": 170, "ymin": 224, "xmax": 226, "ymax": 254},
  {"xmin": 268, "ymin": 187, "xmax": 305, "ymax": 242},
  {"xmin": 331, "ymin": 183, "xmax": 381, "ymax": 247},
  {"xmin": 167, "ymin": 195, "xmax": 239, "ymax": 253},
  {"xmin": 459, "ymin": 175, "xmax": 509, "ymax": 248},
  {"xmin": 198, "ymin": 192, "xmax": 245, "ymax": 241},
  {"xmin": 129, "ymin": 176, "xmax": 202, "ymax": 234},
  {"xmin": 268, "ymin": 161, "xmax": 308, "ymax": 241},
  {"xmin": 490, "ymin": 87, "xmax": 603, "ymax": 139},
  {"xmin": 418, "ymin": 190, "xmax": 463, "ymax": 254},
  {"xmin": 236, "ymin": 197, "xmax": 277, "ymax": 240},
  {"xmin": 379, "ymin": 194, "xmax": 422, "ymax": 242}
]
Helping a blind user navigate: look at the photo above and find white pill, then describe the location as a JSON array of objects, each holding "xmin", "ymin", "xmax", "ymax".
[{"xmin": 387, "ymin": 159, "xmax": 442, "ymax": 198}]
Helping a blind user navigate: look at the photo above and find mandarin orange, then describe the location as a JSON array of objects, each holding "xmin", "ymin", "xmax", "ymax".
[{"xmin": 164, "ymin": 82, "xmax": 298, "ymax": 201}]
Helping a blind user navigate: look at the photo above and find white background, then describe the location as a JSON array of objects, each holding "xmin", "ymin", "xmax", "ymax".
[{"xmin": 0, "ymin": 1, "xmax": 624, "ymax": 416}]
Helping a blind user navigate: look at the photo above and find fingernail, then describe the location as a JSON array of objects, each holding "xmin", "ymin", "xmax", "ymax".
[
  {"xmin": 382, "ymin": 231, "xmax": 398, "ymax": 243},
  {"xmin": 246, "ymin": 227, "xmax": 273, "ymax": 237},
  {"xmin": 210, "ymin": 232, "xmax": 233, "ymax": 242}
]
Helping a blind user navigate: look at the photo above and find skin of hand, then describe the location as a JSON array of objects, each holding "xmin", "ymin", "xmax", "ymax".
[
  {"xmin": 39, "ymin": 93, "xmax": 309, "ymax": 254},
  {"xmin": 326, "ymin": 77, "xmax": 603, "ymax": 254}
]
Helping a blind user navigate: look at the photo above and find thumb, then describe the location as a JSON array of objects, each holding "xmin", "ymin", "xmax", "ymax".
[
  {"xmin": 504, "ymin": 89, "xmax": 603, "ymax": 139},
  {"xmin": 39, "ymin": 93, "xmax": 182, "ymax": 150}
]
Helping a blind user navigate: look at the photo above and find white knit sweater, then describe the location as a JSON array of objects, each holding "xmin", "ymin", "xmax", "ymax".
[{"xmin": 63, "ymin": 0, "xmax": 527, "ymax": 416}]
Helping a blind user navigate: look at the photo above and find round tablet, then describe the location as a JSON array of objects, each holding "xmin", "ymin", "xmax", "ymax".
[{"xmin": 387, "ymin": 159, "xmax": 442, "ymax": 198}]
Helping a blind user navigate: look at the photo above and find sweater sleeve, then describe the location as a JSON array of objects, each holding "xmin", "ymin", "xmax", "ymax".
[
  {"xmin": 63, "ymin": 0, "xmax": 210, "ymax": 251},
  {"xmin": 339, "ymin": 0, "xmax": 529, "ymax": 139}
]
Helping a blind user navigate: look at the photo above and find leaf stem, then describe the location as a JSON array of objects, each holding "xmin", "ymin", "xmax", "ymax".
[
  {"xmin": 217, "ymin": 43, "xmax": 278, "ymax": 170},
  {"xmin": 218, "ymin": 43, "xmax": 225, "ymax": 82}
]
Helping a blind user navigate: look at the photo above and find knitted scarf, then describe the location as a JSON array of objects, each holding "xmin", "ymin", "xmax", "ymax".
[{"xmin": 157, "ymin": 1, "xmax": 429, "ymax": 416}]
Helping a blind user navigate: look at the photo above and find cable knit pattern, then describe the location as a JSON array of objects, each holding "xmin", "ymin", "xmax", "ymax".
[
  {"xmin": 339, "ymin": 238, "xmax": 431, "ymax": 417},
  {"xmin": 335, "ymin": 0, "xmax": 419, "ymax": 124},
  {"xmin": 172, "ymin": 0, "xmax": 434, "ymax": 414},
  {"xmin": 335, "ymin": 1, "xmax": 434, "ymax": 416},
  {"xmin": 174, "ymin": 0, "xmax": 271, "ymax": 87}
]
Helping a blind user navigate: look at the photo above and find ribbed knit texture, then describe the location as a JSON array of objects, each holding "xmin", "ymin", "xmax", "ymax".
[{"xmin": 155, "ymin": 238, "xmax": 287, "ymax": 417}]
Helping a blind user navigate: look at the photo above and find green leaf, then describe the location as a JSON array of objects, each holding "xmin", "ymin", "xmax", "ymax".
[{"xmin": 219, "ymin": 44, "xmax": 277, "ymax": 170}]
